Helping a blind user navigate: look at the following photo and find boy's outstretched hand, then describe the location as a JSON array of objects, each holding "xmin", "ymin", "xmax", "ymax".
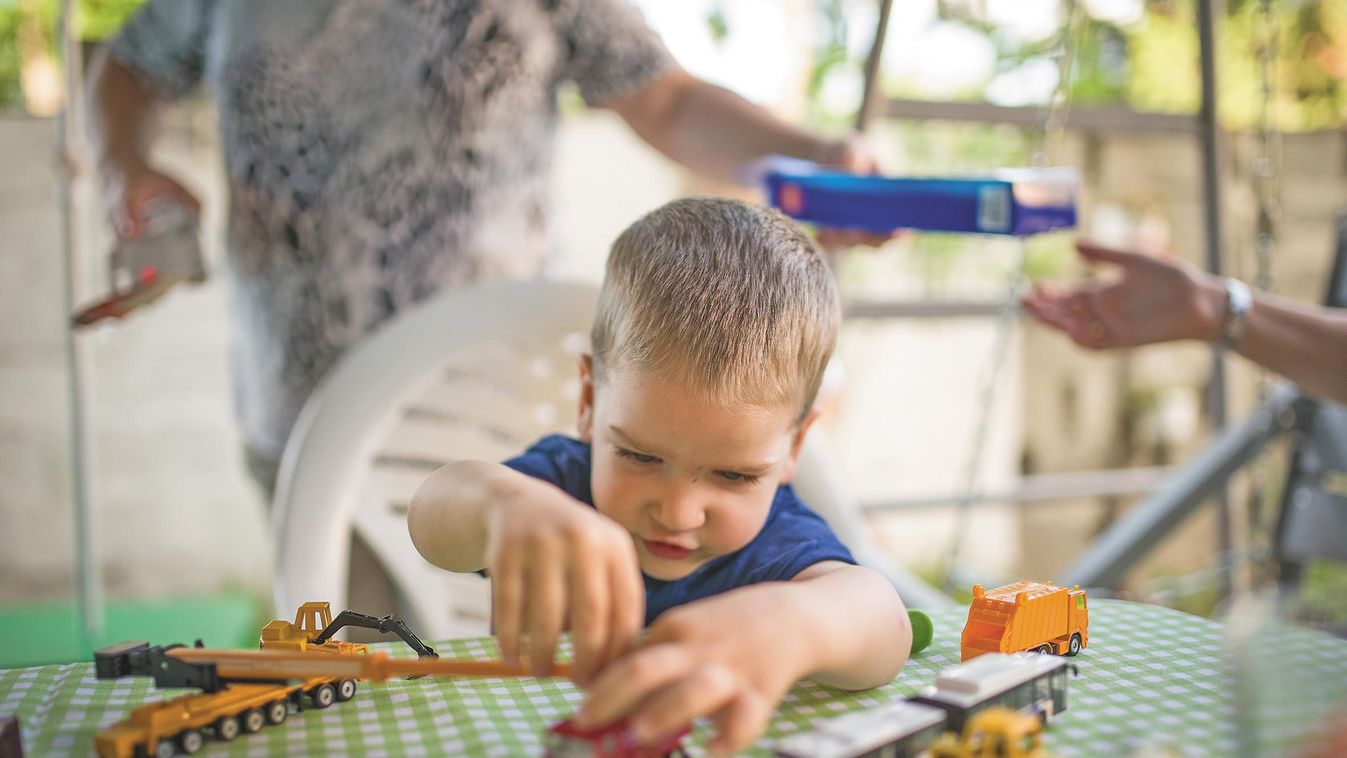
[
  {"xmin": 482, "ymin": 483, "xmax": 645, "ymax": 685},
  {"xmin": 573, "ymin": 583, "xmax": 812, "ymax": 757}
]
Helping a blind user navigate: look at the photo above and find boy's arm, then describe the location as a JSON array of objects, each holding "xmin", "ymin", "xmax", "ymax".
[
  {"xmin": 407, "ymin": 460, "xmax": 645, "ymax": 682},
  {"xmin": 407, "ymin": 459, "xmax": 534, "ymax": 573},
  {"xmin": 576, "ymin": 562, "xmax": 909, "ymax": 757},
  {"xmin": 787, "ymin": 561, "xmax": 912, "ymax": 689}
]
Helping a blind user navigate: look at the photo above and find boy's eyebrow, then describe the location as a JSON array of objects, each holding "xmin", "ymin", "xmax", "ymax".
[{"xmin": 608, "ymin": 424, "xmax": 778, "ymax": 473}]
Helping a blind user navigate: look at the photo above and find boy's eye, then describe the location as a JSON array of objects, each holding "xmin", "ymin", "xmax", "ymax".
[
  {"xmin": 616, "ymin": 447, "xmax": 659, "ymax": 464},
  {"xmin": 718, "ymin": 471, "xmax": 760, "ymax": 484}
]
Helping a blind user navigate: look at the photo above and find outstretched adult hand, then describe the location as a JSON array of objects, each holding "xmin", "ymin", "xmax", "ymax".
[{"xmin": 1021, "ymin": 241, "xmax": 1224, "ymax": 349}]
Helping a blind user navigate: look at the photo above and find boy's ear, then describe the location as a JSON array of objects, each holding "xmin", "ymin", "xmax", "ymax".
[
  {"xmin": 779, "ymin": 407, "xmax": 821, "ymax": 484},
  {"xmin": 576, "ymin": 353, "xmax": 596, "ymax": 443}
]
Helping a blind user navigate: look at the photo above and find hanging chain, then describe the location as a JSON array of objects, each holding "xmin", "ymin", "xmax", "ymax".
[
  {"xmin": 942, "ymin": 0, "xmax": 1084, "ymax": 588},
  {"xmin": 1247, "ymin": 0, "xmax": 1282, "ymax": 575},
  {"xmin": 1251, "ymin": 0, "xmax": 1280, "ymax": 297},
  {"xmin": 1032, "ymin": 0, "xmax": 1084, "ymax": 167}
]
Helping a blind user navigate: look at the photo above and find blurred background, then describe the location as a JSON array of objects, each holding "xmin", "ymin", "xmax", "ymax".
[{"xmin": 1, "ymin": 0, "xmax": 1345, "ymax": 667}]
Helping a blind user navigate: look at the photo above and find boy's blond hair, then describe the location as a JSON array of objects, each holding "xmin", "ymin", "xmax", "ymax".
[{"xmin": 592, "ymin": 197, "xmax": 840, "ymax": 423}]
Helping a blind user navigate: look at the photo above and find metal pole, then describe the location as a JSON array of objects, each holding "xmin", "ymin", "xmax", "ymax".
[
  {"xmin": 854, "ymin": 0, "xmax": 894, "ymax": 132},
  {"xmin": 1197, "ymin": 0, "xmax": 1233, "ymax": 601},
  {"xmin": 56, "ymin": 0, "xmax": 104, "ymax": 643}
]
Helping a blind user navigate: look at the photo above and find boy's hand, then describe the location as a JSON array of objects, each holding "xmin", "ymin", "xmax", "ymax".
[
  {"xmin": 574, "ymin": 584, "xmax": 809, "ymax": 757},
  {"xmin": 484, "ymin": 491, "xmax": 644, "ymax": 684}
]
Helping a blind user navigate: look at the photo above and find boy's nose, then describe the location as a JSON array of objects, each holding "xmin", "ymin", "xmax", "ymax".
[{"xmin": 649, "ymin": 486, "xmax": 706, "ymax": 533}]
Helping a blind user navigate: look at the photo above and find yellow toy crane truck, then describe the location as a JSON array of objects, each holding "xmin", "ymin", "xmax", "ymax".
[
  {"xmin": 260, "ymin": 601, "xmax": 438, "ymax": 658},
  {"xmin": 92, "ymin": 604, "xmax": 554, "ymax": 758},
  {"xmin": 928, "ymin": 707, "xmax": 1053, "ymax": 758},
  {"xmin": 961, "ymin": 581, "xmax": 1088, "ymax": 662}
]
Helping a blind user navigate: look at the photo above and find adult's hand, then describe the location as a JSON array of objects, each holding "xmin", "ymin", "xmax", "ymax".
[
  {"xmin": 813, "ymin": 134, "xmax": 904, "ymax": 251},
  {"xmin": 102, "ymin": 164, "xmax": 200, "ymax": 241},
  {"xmin": 1021, "ymin": 241, "xmax": 1226, "ymax": 349}
]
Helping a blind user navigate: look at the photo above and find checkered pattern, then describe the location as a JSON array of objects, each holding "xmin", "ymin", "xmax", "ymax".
[{"xmin": 2, "ymin": 600, "xmax": 1345, "ymax": 756}]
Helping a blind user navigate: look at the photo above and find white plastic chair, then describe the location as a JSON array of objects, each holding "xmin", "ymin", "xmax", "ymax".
[{"xmin": 272, "ymin": 280, "xmax": 949, "ymax": 642}]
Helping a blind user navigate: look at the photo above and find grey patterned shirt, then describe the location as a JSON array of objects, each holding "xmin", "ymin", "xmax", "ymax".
[{"xmin": 111, "ymin": 0, "xmax": 674, "ymax": 460}]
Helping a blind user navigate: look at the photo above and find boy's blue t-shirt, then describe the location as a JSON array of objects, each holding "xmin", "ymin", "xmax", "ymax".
[{"xmin": 504, "ymin": 434, "xmax": 856, "ymax": 625}]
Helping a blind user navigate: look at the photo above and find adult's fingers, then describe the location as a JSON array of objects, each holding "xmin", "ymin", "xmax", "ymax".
[
  {"xmin": 816, "ymin": 227, "xmax": 901, "ymax": 251},
  {"xmin": 121, "ymin": 178, "xmax": 201, "ymax": 239},
  {"xmin": 1064, "ymin": 290, "xmax": 1116, "ymax": 349},
  {"xmin": 1076, "ymin": 240, "xmax": 1146, "ymax": 266}
]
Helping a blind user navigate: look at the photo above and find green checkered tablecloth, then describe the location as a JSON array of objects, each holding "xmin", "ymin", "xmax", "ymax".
[{"xmin": 3, "ymin": 599, "xmax": 1345, "ymax": 756}]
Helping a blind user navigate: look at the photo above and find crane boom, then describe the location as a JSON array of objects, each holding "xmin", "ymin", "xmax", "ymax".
[{"xmin": 167, "ymin": 647, "xmax": 574, "ymax": 683}]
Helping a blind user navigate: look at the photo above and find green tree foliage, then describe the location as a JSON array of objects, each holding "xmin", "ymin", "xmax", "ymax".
[{"xmin": 0, "ymin": 0, "xmax": 144, "ymax": 112}]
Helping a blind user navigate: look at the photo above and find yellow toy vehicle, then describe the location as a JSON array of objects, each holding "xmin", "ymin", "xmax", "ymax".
[{"xmin": 929, "ymin": 707, "xmax": 1052, "ymax": 758}]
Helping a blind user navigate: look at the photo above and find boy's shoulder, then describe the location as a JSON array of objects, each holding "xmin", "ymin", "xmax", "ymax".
[{"xmin": 502, "ymin": 434, "xmax": 593, "ymax": 504}]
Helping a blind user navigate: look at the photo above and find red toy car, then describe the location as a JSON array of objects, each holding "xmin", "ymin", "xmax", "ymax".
[{"xmin": 543, "ymin": 718, "xmax": 689, "ymax": 758}]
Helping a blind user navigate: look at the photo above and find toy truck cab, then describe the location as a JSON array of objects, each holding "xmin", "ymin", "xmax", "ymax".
[{"xmin": 260, "ymin": 602, "xmax": 366, "ymax": 656}]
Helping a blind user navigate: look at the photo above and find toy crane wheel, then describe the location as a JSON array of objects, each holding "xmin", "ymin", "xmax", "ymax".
[
  {"xmin": 266, "ymin": 700, "xmax": 288, "ymax": 725},
  {"xmin": 1068, "ymin": 634, "xmax": 1082, "ymax": 656},
  {"xmin": 242, "ymin": 708, "xmax": 266, "ymax": 733},
  {"xmin": 153, "ymin": 739, "xmax": 176, "ymax": 758},
  {"xmin": 1035, "ymin": 644, "xmax": 1052, "ymax": 655},
  {"xmin": 215, "ymin": 715, "xmax": 240, "ymax": 741},
  {"xmin": 312, "ymin": 683, "xmax": 337, "ymax": 709},
  {"xmin": 336, "ymin": 679, "xmax": 358, "ymax": 702},
  {"xmin": 177, "ymin": 728, "xmax": 204, "ymax": 754}
]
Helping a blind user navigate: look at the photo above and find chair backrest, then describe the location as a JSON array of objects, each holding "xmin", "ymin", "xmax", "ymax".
[{"xmin": 272, "ymin": 279, "xmax": 949, "ymax": 641}]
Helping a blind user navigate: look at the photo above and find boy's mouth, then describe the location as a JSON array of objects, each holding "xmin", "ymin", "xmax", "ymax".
[{"xmin": 642, "ymin": 539, "xmax": 694, "ymax": 560}]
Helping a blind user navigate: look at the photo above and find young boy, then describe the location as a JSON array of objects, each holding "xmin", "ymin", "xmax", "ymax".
[{"xmin": 408, "ymin": 197, "xmax": 911, "ymax": 756}]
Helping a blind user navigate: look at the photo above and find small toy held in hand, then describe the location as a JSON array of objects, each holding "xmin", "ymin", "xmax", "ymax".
[
  {"xmin": 961, "ymin": 581, "xmax": 1088, "ymax": 662},
  {"xmin": 73, "ymin": 197, "xmax": 206, "ymax": 328},
  {"xmin": 544, "ymin": 719, "xmax": 690, "ymax": 758}
]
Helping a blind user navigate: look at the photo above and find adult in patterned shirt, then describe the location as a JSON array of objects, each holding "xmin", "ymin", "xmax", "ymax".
[{"xmin": 88, "ymin": 0, "xmax": 881, "ymax": 495}]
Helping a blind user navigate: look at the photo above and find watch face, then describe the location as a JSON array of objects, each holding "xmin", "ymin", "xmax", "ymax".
[{"xmin": 1221, "ymin": 278, "xmax": 1253, "ymax": 345}]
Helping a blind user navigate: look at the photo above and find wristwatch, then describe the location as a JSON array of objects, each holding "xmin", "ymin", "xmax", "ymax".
[{"xmin": 1217, "ymin": 277, "xmax": 1252, "ymax": 348}]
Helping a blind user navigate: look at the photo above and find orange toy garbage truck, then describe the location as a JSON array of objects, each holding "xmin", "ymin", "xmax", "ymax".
[{"xmin": 960, "ymin": 581, "xmax": 1088, "ymax": 662}]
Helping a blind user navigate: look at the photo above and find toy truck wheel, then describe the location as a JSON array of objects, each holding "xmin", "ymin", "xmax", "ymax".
[
  {"xmin": 336, "ymin": 679, "xmax": 357, "ymax": 701},
  {"xmin": 1035, "ymin": 644, "xmax": 1053, "ymax": 655},
  {"xmin": 242, "ymin": 708, "xmax": 266, "ymax": 733},
  {"xmin": 311, "ymin": 683, "xmax": 337, "ymax": 709},
  {"xmin": 1068, "ymin": 633, "xmax": 1082, "ymax": 656},
  {"xmin": 215, "ymin": 715, "xmax": 241, "ymax": 741},
  {"xmin": 177, "ymin": 728, "xmax": 204, "ymax": 754},
  {"xmin": 266, "ymin": 700, "xmax": 288, "ymax": 725},
  {"xmin": 153, "ymin": 739, "xmax": 176, "ymax": 758}
]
